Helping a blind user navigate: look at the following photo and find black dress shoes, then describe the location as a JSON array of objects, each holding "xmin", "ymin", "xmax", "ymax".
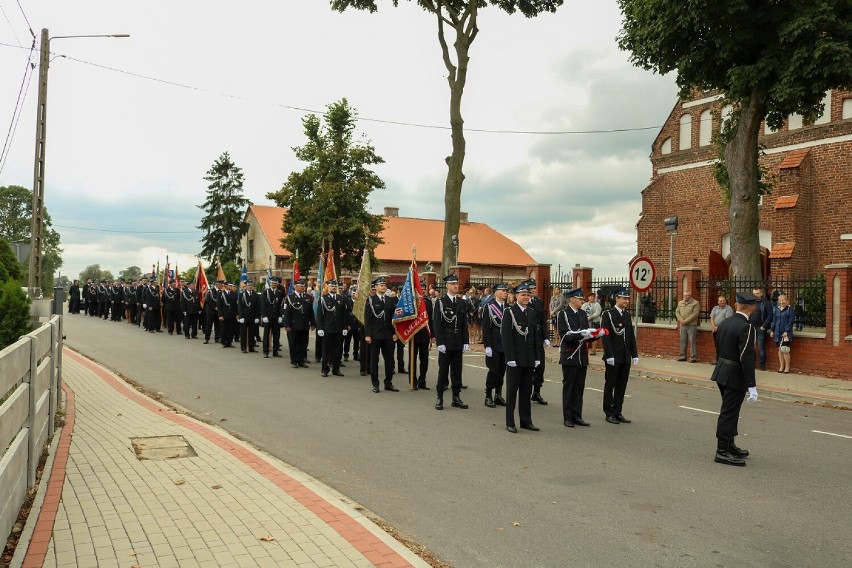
[
  {"xmin": 435, "ymin": 397, "xmax": 444, "ymax": 410},
  {"xmin": 506, "ymin": 426, "xmax": 518, "ymax": 433},
  {"xmin": 291, "ymin": 363, "xmax": 299, "ymax": 368},
  {"xmin": 605, "ymin": 416, "xmax": 621, "ymax": 424},
  {"xmin": 385, "ymin": 384, "xmax": 400, "ymax": 392},
  {"xmin": 417, "ymin": 384, "xmax": 430, "ymax": 390},
  {"xmin": 531, "ymin": 393, "xmax": 548, "ymax": 405},
  {"xmin": 372, "ymin": 386, "xmax": 380, "ymax": 393},
  {"xmin": 332, "ymin": 371, "xmax": 344, "ymax": 377},
  {"xmin": 615, "ymin": 414, "xmax": 631, "ymax": 423},
  {"xmin": 360, "ymin": 371, "xmax": 367, "ymax": 376},
  {"xmin": 493, "ymin": 394, "xmax": 507, "ymax": 406},
  {"xmin": 715, "ymin": 450, "xmax": 746, "ymax": 466},
  {"xmin": 460, "ymin": 384, "xmax": 468, "ymax": 389},
  {"xmin": 272, "ymin": 353, "xmax": 282, "ymax": 358},
  {"xmin": 485, "ymin": 396, "xmax": 496, "ymax": 408},
  {"xmin": 574, "ymin": 419, "xmax": 591, "ymax": 427},
  {"xmin": 299, "ymin": 362, "xmax": 309, "ymax": 368},
  {"xmin": 729, "ymin": 444, "xmax": 749, "ymax": 457},
  {"xmin": 451, "ymin": 396, "xmax": 468, "ymax": 409},
  {"xmin": 321, "ymin": 371, "xmax": 329, "ymax": 377},
  {"xmin": 520, "ymin": 424, "xmax": 540, "ymax": 431},
  {"xmin": 563, "ymin": 420, "xmax": 575, "ymax": 428}
]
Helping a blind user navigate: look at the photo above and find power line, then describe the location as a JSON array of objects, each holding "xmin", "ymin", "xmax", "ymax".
[
  {"xmin": 54, "ymin": 223, "xmax": 202, "ymax": 234},
  {"xmin": 0, "ymin": 36, "xmax": 35, "ymax": 175},
  {"xmin": 14, "ymin": 0, "xmax": 33, "ymax": 38},
  {"xmin": 0, "ymin": 1, "xmax": 22, "ymax": 46},
  {"xmin": 0, "ymin": 41, "xmax": 666, "ymax": 136}
]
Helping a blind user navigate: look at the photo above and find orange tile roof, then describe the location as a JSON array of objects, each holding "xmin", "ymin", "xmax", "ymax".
[
  {"xmin": 247, "ymin": 205, "xmax": 536, "ymax": 267},
  {"xmin": 779, "ymin": 149, "xmax": 809, "ymax": 169},
  {"xmin": 774, "ymin": 195, "xmax": 799, "ymax": 210},
  {"xmin": 249, "ymin": 204, "xmax": 291, "ymax": 257},
  {"xmin": 769, "ymin": 242, "xmax": 796, "ymax": 259}
]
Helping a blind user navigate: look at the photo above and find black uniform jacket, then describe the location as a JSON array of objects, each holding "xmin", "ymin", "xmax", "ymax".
[
  {"xmin": 364, "ymin": 294, "xmax": 396, "ymax": 340},
  {"xmin": 261, "ymin": 287, "xmax": 285, "ymax": 322},
  {"xmin": 481, "ymin": 299, "xmax": 506, "ymax": 353},
  {"xmin": 558, "ymin": 307, "xmax": 590, "ymax": 367},
  {"xmin": 282, "ymin": 292, "xmax": 315, "ymax": 330},
  {"xmin": 433, "ymin": 294, "xmax": 469, "ymax": 350},
  {"xmin": 600, "ymin": 307, "xmax": 638, "ymax": 364},
  {"xmin": 316, "ymin": 293, "xmax": 349, "ymax": 334},
  {"xmin": 217, "ymin": 290, "xmax": 238, "ymax": 319},
  {"xmin": 500, "ymin": 303, "xmax": 541, "ymax": 367},
  {"xmin": 180, "ymin": 287, "xmax": 200, "ymax": 314},
  {"xmin": 237, "ymin": 290, "xmax": 260, "ymax": 321},
  {"xmin": 711, "ymin": 313, "xmax": 756, "ymax": 391}
]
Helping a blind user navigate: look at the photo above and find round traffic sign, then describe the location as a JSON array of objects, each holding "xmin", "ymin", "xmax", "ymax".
[{"xmin": 629, "ymin": 256, "xmax": 656, "ymax": 292}]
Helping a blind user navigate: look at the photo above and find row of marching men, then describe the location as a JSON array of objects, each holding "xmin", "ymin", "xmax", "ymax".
[{"xmin": 72, "ymin": 273, "xmax": 641, "ymax": 433}]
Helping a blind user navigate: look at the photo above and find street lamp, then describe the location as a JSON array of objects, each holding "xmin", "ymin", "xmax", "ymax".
[
  {"xmin": 664, "ymin": 216, "xmax": 678, "ymax": 318},
  {"xmin": 450, "ymin": 234, "xmax": 459, "ymax": 268},
  {"xmin": 28, "ymin": 29, "xmax": 129, "ymax": 299}
]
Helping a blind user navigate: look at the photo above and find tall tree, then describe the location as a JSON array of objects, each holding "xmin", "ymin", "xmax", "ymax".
[
  {"xmin": 197, "ymin": 152, "xmax": 250, "ymax": 265},
  {"xmin": 0, "ymin": 184, "xmax": 63, "ymax": 290},
  {"xmin": 617, "ymin": 0, "xmax": 852, "ymax": 279},
  {"xmin": 119, "ymin": 265, "xmax": 142, "ymax": 280},
  {"xmin": 331, "ymin": 0, "xmax": 563, "ymax": 274},
  {"xmin": 0, "ymin": 237, "xmax": 23, "ymax": 283},
  {"xmin": 266, "ymin": 99, "xmax": 385, "ymax": 273},
  {"xmin": 0, "ymin": 280, "xmax": 30, "ymax": 348},
  {"xmin": 79, "ymin": 264, "xmax": 113, "ymax": 283}
]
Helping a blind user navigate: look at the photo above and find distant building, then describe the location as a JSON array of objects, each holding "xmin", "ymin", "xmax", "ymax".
[
  {"xmin": 637, "ymin": 89, "xmax": 852, "ymax": 280},
  {"xmin": 240, "ymin": 204, "xmax": 538, "ymax": 285}
]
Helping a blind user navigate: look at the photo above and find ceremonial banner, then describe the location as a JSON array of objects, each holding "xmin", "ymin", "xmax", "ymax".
[
  {"xmin": 288, "ymin": 257, "xmax": 300, "ymax": 295},
  {"xmin": 240, "ymin": 263, "xmax": 248, "ymax": 284},
  {"xmin": 353, "ymin": 247, "xmax": 371, "ymax": 325},
  {"xmin": 322, "ymin": 247, "xmax": 336, "ymax": 294},
  {"xmin": 313, "ymin": 251, "xmax": 324, "ymax": 318},
  {"xmin": 265, "ymin": 266, "xmax": 273, "ymax": 290},
  {"xmin": 393, "ymin": 261, "xmax": 429, "ymax": 344},
  {"xmin": 196, "ymin": 260, "xmax": 209, "ymax": 307},
  {"xmin": 216, "ymin": 258, "xmax": 226, "ymax": 282},
  {"xmin": 175, "ymin": 264, "xmax": 181, "ymax": 289}
]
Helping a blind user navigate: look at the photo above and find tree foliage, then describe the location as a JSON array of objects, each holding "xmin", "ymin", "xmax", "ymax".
[
  {"xmin": 0, "ymin": 184, "xmax": 63, "ymax": 290},
  {"xmin": 0, "ymin": 280, "xmax": 30, "ymax": 348},
  {"xmin": 266, "ymin": 99, "xmax": 385, "ymax": 273},
  {"xmin": 197, "ymin": 152, "xmax": 250, "ymax": 265},
  {"xmin": 79, "ymin": 264, "xmax": 114, "ymax": 283},
  {"xmin": 0, "ymin": 237, "xmax": 24, "ymax": 283},
  {"xmin": 330, "ymin": 0, "xmax": 563, "ymax": 274},
  {"xmin": 617, "ymin": 0, "xmax": 852, "ymax": 278},
  {"xmin": 119, "ymin": 265, "xmax": 142, "ymax": 280}
]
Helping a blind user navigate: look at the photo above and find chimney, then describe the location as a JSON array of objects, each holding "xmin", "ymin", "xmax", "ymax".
[
  {"xmin": 384, "ymin": 207, "xmax": 399, "ymax": 217},
  {"xmin": 460, "ymin": 211, "xmax": 469, "ymax": 224}
]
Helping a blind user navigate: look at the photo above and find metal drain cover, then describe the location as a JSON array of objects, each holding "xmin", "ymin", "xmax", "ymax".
[{"xmin": 130, "ymin": 435, "xmax": 197, "ymax": 460}]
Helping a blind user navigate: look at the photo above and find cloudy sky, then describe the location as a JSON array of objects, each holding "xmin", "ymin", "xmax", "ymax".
[{"xmin": 0, "ymin": 1, "xmax": 678, "ymax": 281}]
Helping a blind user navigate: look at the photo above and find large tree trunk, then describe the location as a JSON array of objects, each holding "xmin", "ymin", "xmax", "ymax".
[
  {"xmin": 435, "ymin": 2, "xmax": 476, "ymax": 277},
  {"xmin": 724, "ymin": 91, "xmax": 765, "ymax": 281}
]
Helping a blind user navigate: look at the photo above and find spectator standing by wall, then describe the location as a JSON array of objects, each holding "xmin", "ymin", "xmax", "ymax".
[
  {"xmin": 771, "ymin": 294, "xmax": 794, "ymax": 373},
  {"xmin": 710, "ymin": 295, "xmax": 734, "ymax": 362},
  {"xmin": 676, "ymin": 290, "xmax": 700, "ymax": 362},
  {"xmin": 749, "ymin": 288, "xmax": 774, "ymax": 371},
  {"xmin": 581, "ymin": 292, "xmax": 602, "ymax": 355},
  {"xmin": 549, "ymin": 286, "xmax": 565, "ymax": 347}
]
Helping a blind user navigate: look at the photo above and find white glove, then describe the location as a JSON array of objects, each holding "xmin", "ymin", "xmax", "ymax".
[
  {"xmin": 463, "ymin": 344, "xmax": 470, "ymax": 352},
  {"xmin": 238, "ymin": 318, "xmax": 244, "ymax": 324},
  {"xmin": 535, "ymin": 360, "xmax": 540, "ymax": 367},
  {"xmin": 507, "ymin": 360, "xmax": 517, "ymax": 367},
  {"xmin": 606, "ymin": 358, "xmax": 615, "ymax": 366},
  {"xmin": 544, "ymin": 339, "xmax": 551, "ymax": 348},
  {"xmin": 317, "ymin": 330, "xmax": 325, "ymax": 337},
  {"xmin": 485, "ymin": 347, "xmax": 493, "ymax": 357},
  {"xmin": 254, "ymin": 318, "xmax": 259, "ymax": 324},
  {"xmin": 580, "ymin": 329, "xmax": 594, "ymax": 339},
  {"xmin": 342, "ymin": 329, "xmax": 348, "ymax": 336},
  {"xmin": 262, "ymin": 317, "xmax": 269, "ymax": 323},
  {"xmin": 143, "ymin": 304, "xmax": 147, "ymax": 309},
  {"xmin": 438, "ymin": 345, "xmax": 446, "ymax": 354},
  {"xmin": 278, "ymin": 316, "xmax": 283, "ymax": 323},
  {"xmin": 183, "ymin": 312, "xmax": 187, "ymax": 316},
  {"xmin": 632, "ymin": 357, "xmax": 640, "ymax": 365},
  {"xmin": 747, "ymin": 387, "xmax": 758, "ymax": 403}
]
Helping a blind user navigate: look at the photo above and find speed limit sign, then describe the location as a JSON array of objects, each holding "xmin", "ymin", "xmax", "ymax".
[{"xmin": 629, "ymin": 256, "xmax": 656, "ymax": 292}]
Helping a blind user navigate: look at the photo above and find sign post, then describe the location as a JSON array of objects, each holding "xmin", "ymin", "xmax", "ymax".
[{"xmin": 629, "ymin": 257, "xmax": 656, "ymax": 340}]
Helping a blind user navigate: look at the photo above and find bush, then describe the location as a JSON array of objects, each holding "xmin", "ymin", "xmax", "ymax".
[{"xmin": 0, "ymin": 279, "xmax": 31, "ymax": 348}]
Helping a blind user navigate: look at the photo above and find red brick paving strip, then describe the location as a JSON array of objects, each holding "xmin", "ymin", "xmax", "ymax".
[
  {"xmin": 21, "ymin": 384, "xmax": 76, "ymax": 568},
  {"xmin": 61, "ymin": 348, "xmax": 414, "ymax": 568}
]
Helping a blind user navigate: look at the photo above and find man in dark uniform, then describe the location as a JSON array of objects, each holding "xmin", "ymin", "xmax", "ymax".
[
  {"xmin": 412, "ymin": 289, "xmax": 432, "ymax": 391},
  {"xmin": 364, "ymin": 277, "xmax": 399, "ymax": 393},
  {"xmin": 68, "ymin": 280, "xmax": 81, "ymax": 314},
  {"xmin": 87, "ymin": 279, "xmax": 99, "ymax": 317},
  {"xmin": 317, "ymin": 279, "xmax": 349, "ymax": 377},
  {"xmin": 180, "ymin": 280, "xmax": 200, "ymax": 339},
  {"xmin": 528, "ymin": 280, "xmax": 552, "ymax": 405},
  {"xmin": 711, "ymin": 292, "xmax": 759, "ymax": 466},
  {"xmin": 217, "ymin": 281, "xmax": 239, "ymax": 348},
  {"xmin": 600, "ymin": 287, "xmax": 638, "ymax": 424},
  {"xmin": 558, "ymin": 288, "xmax": 597, "ymax": 428},
  {"xmin": 356, "ymin": 283, "xmax": 372, "ymax": 377},
  {"xmin": 342, "ymin": 282, "xmax": 359, "ymax": 362},
  {"xmin": 501, "ymin": 281, "xmax": 541, "ymax": 433},
  {"xmin": 137, "ymin": 277, "xmax": 149, "ymax": 328},
  {"xmin": 163, "ymin": 279, "xmax": 182, "ymax": 334},
  {"xmin": 261, "ymin": 276, "xmax": 285, "ymax": 358},
  {"xmin": 433, "ymin": 273, "xmax": 469, "ymax": 410},
  {"xmin": 282, "ymin": 279, "xmax": 315, "ymax": 368},
  {"xmin": 203, "ymin": 280, "xmax": 223, "ymax": 343},
  {"xmin": 238, "ymin": 280, "xmax": 260, "ymax": 353},
  {"xmin": 144, "ymin": 280, "xmax": 162, "ymax": 332},
  {"xmin": 97, "ymin": 279, "xmax": 109, "ymax": 319},
  {"xmin": 482, "ymin": 283, "xmax": 509, "ymax": 408},
  {"xmin": 111, "ymin": 279, "xmax": 124, "ymax": 321},
  {"xmin": 125, "ymin": 279, "xmax": 137, "ymax": 324}
]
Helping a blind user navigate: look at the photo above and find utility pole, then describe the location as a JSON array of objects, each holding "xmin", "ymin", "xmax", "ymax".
[{"xmin": 28, "ymin": 28, "xmax": 49, "ymax": 299}]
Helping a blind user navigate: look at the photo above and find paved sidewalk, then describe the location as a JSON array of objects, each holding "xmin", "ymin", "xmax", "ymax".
[{"xmin": 13, "ymin": 348, "xmax": 429, "ymax": 568}]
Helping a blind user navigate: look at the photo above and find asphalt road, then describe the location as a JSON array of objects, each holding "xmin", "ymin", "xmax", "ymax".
[{"xmin": 63, "ymin": 313, "xmax": 852, "ymax": 568}]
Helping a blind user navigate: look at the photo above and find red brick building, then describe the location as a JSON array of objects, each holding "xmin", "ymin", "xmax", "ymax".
[{"xmin": 637, "ymin": 89, "xmax": 852, "ymax": 280}]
